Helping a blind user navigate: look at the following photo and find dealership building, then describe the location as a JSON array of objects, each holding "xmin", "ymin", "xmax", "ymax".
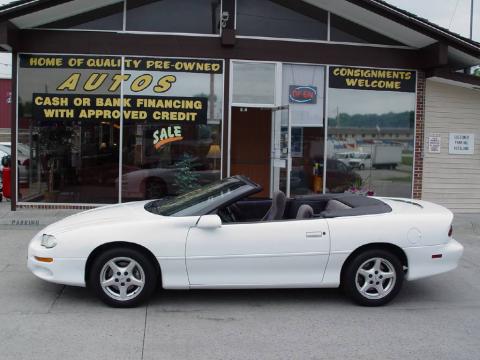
[{"xmin": 0, "ymin": 0, "xmax": 479, "ymax": 212}]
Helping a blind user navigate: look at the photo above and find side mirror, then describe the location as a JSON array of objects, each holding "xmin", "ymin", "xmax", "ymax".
[{"xmin": 197, "ymin": 215, "xmax": 222, "ymax": 229}]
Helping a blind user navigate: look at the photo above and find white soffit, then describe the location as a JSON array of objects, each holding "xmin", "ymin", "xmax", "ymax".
[
  {"xmin": 10, "ymin": 0, "xmax": 123, "ymax": 28},
  {"xmin": 305, "ymin": 0, "xmax": 435, "ymax": 48},
  {"xmin": 427, "ymin": 77, "xmax": 480, "ymax": 91},
  {"xmin": 448, "ymin": 47, "xmax": 480, "ymax": 68}
]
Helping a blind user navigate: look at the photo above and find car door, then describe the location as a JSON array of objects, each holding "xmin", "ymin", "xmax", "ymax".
[{"xmin": 185, "ymin": 218, "xmax": 331, "ymax": 287}]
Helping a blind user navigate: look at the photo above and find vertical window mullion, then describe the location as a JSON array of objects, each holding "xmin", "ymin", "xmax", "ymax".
[
  {"xmin": 118, "ymin": 56, "xmax": 125, "ymax": 203},
  {"xmin": 122, "ymin": 0, "xmax": 127, "ymax": 32}
]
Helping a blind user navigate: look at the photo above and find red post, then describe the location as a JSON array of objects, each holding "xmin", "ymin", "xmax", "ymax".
[{"xmin": 2, "ymin": 165, "xmax": 11, "ymax": 199}]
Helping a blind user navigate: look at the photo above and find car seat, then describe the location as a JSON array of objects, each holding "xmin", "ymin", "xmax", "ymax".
[
  {"xmin": 262, "ymin": 191, "xmax": 286, "ymax": 221},
  {"xmin": 296, "ymin": 204, "xmax": 314, "ymax": 219}
]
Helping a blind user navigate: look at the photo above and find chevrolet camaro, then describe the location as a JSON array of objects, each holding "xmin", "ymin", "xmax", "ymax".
[{"xmin": 28, "ymin": 175, "xmax": 463, "ymax": 307}]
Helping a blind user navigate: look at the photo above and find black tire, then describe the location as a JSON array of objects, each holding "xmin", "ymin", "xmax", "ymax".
[
  {"xmin": 145, "ymin": 178, "xmax": 166, "ymax": 199},
  {"xmin": 88, "ymin": 247, "xmax": 158, "ymax": 308},
  {"xmin": 359, "ymin": 164, "xmax": 365, "ymax": 170},
  {"xmin": 342, "ymin": 249, "xmax": 404, "ymax": 306}
]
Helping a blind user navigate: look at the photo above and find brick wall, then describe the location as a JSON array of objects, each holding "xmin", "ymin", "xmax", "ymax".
[{"xmin": 413, "ymin": 71, "xmax": 425, "ymax": 199}]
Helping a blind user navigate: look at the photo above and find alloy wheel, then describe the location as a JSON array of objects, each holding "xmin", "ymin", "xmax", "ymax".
[
  {"xmin": 100, "ymin": 257, "xmax": 145, "ymax": 301},
  {"xmin": 355, "ymin": 257, "xmax": 396, "ymax": 300}
]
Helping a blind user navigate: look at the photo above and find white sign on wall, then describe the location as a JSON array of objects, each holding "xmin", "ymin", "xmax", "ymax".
[
  {"xmin": 449, "ymin": 133, "xmax": 475, "ymax": 155},
  {"xmin": 427, "ymin": 133, "xmax": 441, "ymax": 153}
]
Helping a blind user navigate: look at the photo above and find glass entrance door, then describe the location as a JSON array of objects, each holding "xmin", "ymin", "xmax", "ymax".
[
  {"xmin": 230, "ymin": 107, "xmax": 272, "ymax": 198},
  {"xmin": 271, "ymin": 105, "xmax": 292, "ymax": 197}
]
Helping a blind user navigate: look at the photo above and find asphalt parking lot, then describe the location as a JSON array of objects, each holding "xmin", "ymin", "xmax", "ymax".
[{"xmin": 1, "ymin": 202, "xmax": 479, "ymax": 360}]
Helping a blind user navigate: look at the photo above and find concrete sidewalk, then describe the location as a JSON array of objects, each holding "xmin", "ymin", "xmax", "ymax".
[
  {"xmin": 452, "ymin": 213, "xmax": 480, "ymax": 235},
  {"xmin": 0, "ymin": 201, "xmax": 81, "ymax": 227},
  {"xmin": 0, "ymin": 200, "xmax": 479, "ymax": 360}
]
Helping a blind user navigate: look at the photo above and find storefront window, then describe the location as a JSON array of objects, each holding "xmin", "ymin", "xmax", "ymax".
[
  {"xmin": 39, "ymin": 2, "xmax": 124, "ymax": 30},
  {"xmin": 237, "ymin": 0, "xmax": 328, "ymax": 40},
  {"xmin": 281, "ymin": 64, "xmax": 325, "ymax": 196},
  {"xmin": 39, "ymin": 0, "xmax": 222, "ymax": 33},
  {"xmin": 326, "ymin": 66, "xmax": 416, "ymax": 197},
  {"xmin": 18, "ymin": 55, "xmax": 122, "ymax": 203},
  {"xmin": 120, "ymin": 56, "xmax": 223, "ymax": 200},
  {"xmin": 232, "ymin": 62, "xmax": 276, "ymax": 105},
  {"xmin": 17, "ymin": 54, "xmax": 223, "ymax": 204},
  {"xmin": 126, "ymin": 0, "xmax": 221, "ymax": 34}
]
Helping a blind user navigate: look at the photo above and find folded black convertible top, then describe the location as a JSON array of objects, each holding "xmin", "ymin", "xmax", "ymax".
[{"xmin": 320, "ymin": 194, "xmax": 392, "ymax": 218}]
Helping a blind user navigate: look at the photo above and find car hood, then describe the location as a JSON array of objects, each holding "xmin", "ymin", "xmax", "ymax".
[{"xmin": 43, "ymin": 201, "xmax": 152, "ymax": 234}]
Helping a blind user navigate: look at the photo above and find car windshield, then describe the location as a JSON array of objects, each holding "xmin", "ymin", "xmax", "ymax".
[{"xmin": 144, "ymin": 177, "xmax": 255, "ymax": 216}]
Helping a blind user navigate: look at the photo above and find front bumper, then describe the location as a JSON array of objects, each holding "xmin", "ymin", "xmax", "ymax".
[
  {"xmin": 27, "ymin": 234, "xmax": 87, "ymax": 287},
  {"xmin": 404, "ymin": 238, "xmax": 464, "ymax": 281}
]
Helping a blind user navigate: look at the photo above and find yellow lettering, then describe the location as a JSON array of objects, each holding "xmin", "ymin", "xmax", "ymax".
[
  {"xmin": 130, "ymin": 74, "xmax": 153, "ymax": 92},
  {"xmin": 108, "ymin": 74, "xmax": 131, "ymax": 92},
  {"xmin": 29, "ymin": 57, "xmax": 63, "ymax": 67},
  {"xmin": 345, "ymin": 78, "xmax": 358, "ymax": 87},
  {"xmin": 153, "ymin": 75, "xmax": 176, "ymax": 93},
  {"xmin": 84, "ymin": 73, "xmax": 108, "ymax": 91},
  {"xmin": 57, "ymin": 73, "xmax": 81, "ymax": 91}
]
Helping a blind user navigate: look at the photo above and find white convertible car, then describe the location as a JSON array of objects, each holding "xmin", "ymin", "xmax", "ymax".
[{"xmin": 28, "ymin": 176, "xmax": 463, "ymax": 307}]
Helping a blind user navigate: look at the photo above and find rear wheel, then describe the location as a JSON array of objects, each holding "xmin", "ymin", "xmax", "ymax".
[
  {"xmin": 89, "ymin": 247, "xmax": 158, "ymax": 307},
  {"xmin": 342, "ymin": 249, "xmax": 403, "ymax": 306}
]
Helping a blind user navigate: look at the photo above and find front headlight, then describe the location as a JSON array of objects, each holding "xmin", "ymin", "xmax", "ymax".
[{"xmin": 41, "ymin": 234, "xmax": 57, "ymax": 249}]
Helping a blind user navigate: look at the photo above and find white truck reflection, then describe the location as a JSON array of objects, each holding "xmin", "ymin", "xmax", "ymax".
[{"xmin": 335, "ymin": 144, "xmax": 402, "ymax": 170}]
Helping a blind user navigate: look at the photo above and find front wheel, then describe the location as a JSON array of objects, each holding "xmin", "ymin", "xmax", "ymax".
[
  {"xmin": 89, "ymin": 247, "xmax": 158, "ymax": 307},
  {"xmin": 342, "ymin": 249, "xmax": 404, "ymax": 306}
]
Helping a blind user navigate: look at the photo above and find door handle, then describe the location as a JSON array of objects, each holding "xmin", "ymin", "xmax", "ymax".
[{"xmin": 306, "ymin": 232, "xmax": 325, "ymax": 238}]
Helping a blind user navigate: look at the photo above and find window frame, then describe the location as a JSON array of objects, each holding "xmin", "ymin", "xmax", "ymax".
[{"xmin": 15, "ymin": 52, "xmax": 226, "ymax": 206}]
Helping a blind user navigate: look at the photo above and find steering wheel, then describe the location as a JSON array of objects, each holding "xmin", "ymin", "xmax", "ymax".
[
  {"xmin": 216, "ymin": 206, "xmax": 236, "ymax": 223},
  {"xmin": 228, "ymin": 203, "xmax": 242, "ymax": 220},
  {"xmin": 225, "ymin": 206, "xmax": 237, "ymax": 222}
]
